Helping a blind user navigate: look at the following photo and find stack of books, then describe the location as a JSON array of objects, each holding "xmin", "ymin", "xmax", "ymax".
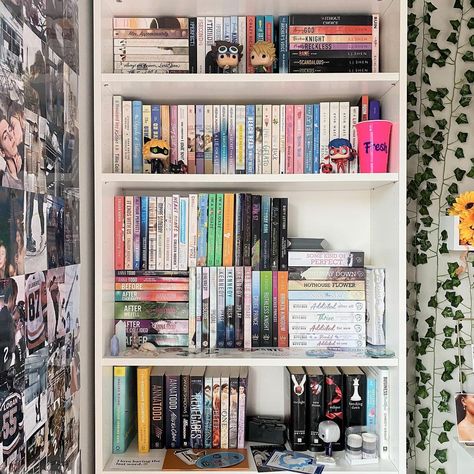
[
  {"xmin": 288, "ymin": 366, "xmax": 389, "ymax": 457},
  {"xmin": 188, "ymin": 266, "xmax": 288, "ymax": 350},
  {"xmin": 113, "ymin": 17, "xmax": 190, "ymax": 73},
  {"xmin": 113, "ymin": 366, "xmax": 249, "ymax": 453},
  {"xmin": 288, "ymin": 15, "xmax": 379, "ymax": 73},
  {"xmin": 112, "ymin": 96, "xmax": 382, "ymax": 174},
  {"xmin": 287, "ymin": 251, "xmax": 366, "ymax": 350}
]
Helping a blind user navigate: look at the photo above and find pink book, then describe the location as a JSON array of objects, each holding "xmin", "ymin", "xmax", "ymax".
[
  {"xmin": 246, "ymin": 17, "xmax": 256, "ymax": 73},
  {"xmin": 170, "ymin": 105, "xmax": 178, "ymax": 165},
  {"xmin": 187, "ymin": 105, "xmax": 196, "ymax": 173},
  {"xmin": 285, "ymin": 105, "xmax": 294, "ymax": 174},
  {"xmin": 272, "ymin": 271, "xmax": 278, "ymax": 347},
  {"xmin": 114, "ymin": 196, "xmax": 125, "ymax": 270},
  {"xmin": 294, "ymin": 105, "xmax": 305, "ymax": 174}
]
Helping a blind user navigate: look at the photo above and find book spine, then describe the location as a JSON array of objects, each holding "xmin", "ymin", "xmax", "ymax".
[
  {"xmin": 372, "ymin": 14, "xmax": 379, "ymax": 73},
  {"xmin": 189, "ymin": 17, "xmax": 197, "ymax": 73},
  {"xmin": 344, "ymin": 373, "xmax": 366, "ymax": 428},
  {"xmin": 272, "ymin": 271, "xmax": 279, "ymax": 347},
  {"xmin": 220, "ymin": 104, "xmax": 228, "ymax": 174},
  {"xmin": 307, "ymin": 373, "xmax": 325, "ymax": 451},
  {"xmin": 171, "ymin": 194, "xmax": 180, "ymax": 270},
  {"xmin": 289, "ymin": 322, "xmax": 365, "ymax": 334},
  {"xmin": 256, "ymin": 16, "xmax": 265, "ymax": 41},
  {"xmin": 148, "ymin": 196, "xmax": 157, "ymax": 270},
  {"xmin": 181, "ymin": 371, "xmax": 191, "ymax": 447},
  {"xmin": 238, "ymin": 16, "xmax": 247, "ymax": 73},
  {"xmin": 254, "ymin": 104, "xmax": 263, "ymax": 174},
  {"xmin": 190, "ymin": 373, "xmax": 204, "ymax": 448},
  {"xmin": 251, "ymin": 195, "xmax": 261, "ymax": 270},
  {"xmin": 289, "ymin": 312, "xmax": 365, "ymax": 323},
  {"xmin": 209, "ymin": 266, "xmax": 218, "ymax": 349},
  {"xmin": 289, "ymin": 24, "xmax": 372, "ymax": 34},
  {"xmin": 260, "ymin": 270, "xmax": 272, "ymax": 346},
  {"xmin": 215, "ymin": 194, "xmax": 224, "ymax": 266},
  {"xmin": 319, "ymin": 102, "xmax": 330, "ymax": 166},
  {"xmin": 246, "ymin": 16, "xmax": 256, "ymax": 73},
  {"xmin": 225, "ymin": 266, "xmax": 235, "ymax": 347},
  {"xmin": 231, "ymin": 15, "xmax": 238, "ymax": 43},
  {"xmin": 161, "ymin": 105, "xmax": 170, "ymax": 148},
  {"xmin": 289, "ymin": 14, "xmax": 373, "ymax": 25},
  {"xmin": 245, "ymin": 105, "xmax": 255, "ymax": 174},
  {"xmin": 251, "ymin": 270, "xmax": 260, "ymax": 347},
  {"xmin": 137, "ymin": 367, "xmax": 151, "ymax": 453},
  {"xmin": 217, "ymin": 267, "xmax": 226, "ymax": 348},
  {"xmin": 293, "ymin": 105, "xmax": 305, "ymax": 174},
  {"xmin": 265, "ymin": 15, "xmax": 274, "ymax": 72},
  {"xmin": 195, "ymin": 267, "xmax": 202, "ymax": 349},
  {"xmin": 178, "ymin": 197, "xmax": 188, "ymax": 271},
  {"xmin": 234, "ymin": 194, "xmax": 243, "ymax": 267},
  {"xmin": 288, "ymin": 280, "xmax": 365, "ymax": 291},
  {"xmin": 289, "ymin": 371, "xmax": 307, "ymax": 450},
  {"xmin": 188, "ymin": 194, "xmax": 198, "ymax": 267},
  {"xmin": 113, "ymin": 95, "xmax": 123, "ymax": 173},
  {"xmin": 212, "ymin": 374, "xmax": 221, "ymax": 448},
  {"xmin": 260, "ymin": 196, "xmax": 271, "ymax": 270},
  {"xmin": 170, "ymin": 105, "xmax": 178, "ymax": 165},
  {"xmin": 366, "ymin": 375, "xmax": 376, "ymax": 430},
  {"xmin": 359, "ymin": 95, "xmax": 369, "ymax": 121},
  {"xmin": 133, "ymin": 196, "xmax": 141, "ymax": 270},
  {"xmin": 165, "ymin": 373, "xmax": 181, "ymax": 448},
  {"xmin": 187, "ymin": 105, "xmax": 196, "ymax": 173},
  {"xmin": 270, "ymin": 198, "xmax": 280, "ymax": 271},
  {"xmin": 188, "ymin": 267, "xmax": 196, "ymax": 349},
  {"xmin": 205, "ymin": 17, "xmax": 215, "ymax": 72},
  {"xmin": 122, "ymin": 101, "xmax": 132, "ymax": 173},
  {"xmin": 237, "ymin": 370, "xmax": 248, "ymax": 449},
  {"xmin": 124, "ymin": 196, "xmax": 133, "ymax": 269},
  {"xmin": 201, "ymin": 267, "xmax": 210, "ymax": 349},
  {"xmin": 278, "ymin": 271, "xmax": 289, "ymax": 347},
  {"xmin": 349, "ymin": 106, "xmax": 359, "ymax": 173},
  {"xmin": 279, "ymin": 198, "xmax": 288, "ymax": 270},
  {"xmin": 279, "ymin": 16, "xmax": 289, "ymax": 73},
  {"xmin": 304, "ymin": 104, "xmax": 313, "ymax": 173},
  {"xmin": 204, "ymin": 374, "xmax": 213, "ymax": 448},
  {"xmin": 223, "ymin": 194, "xmax": 235, "ymax": 266},
  {"xmin": 227, "ymin": 105, "xmax": 236, "ymax": 173},
  {"xmin": 288, "ymin": 290, "xmax": 365, "ymax": 301},
  {"xmin": 164, "ymin": 197, "xmax": 172, "ymax": 270},
  {"xmin": 242, "ymin": 194, "xmax": 252, "ymax": 266},
  {"xmin": 234, "ymin": 266, "xmax": 244, "ymax": 348},
  {"xmin": 204, "ymin": 105, "xmax": 213, "ymax": 173},
  {"xmin": 339, "ymin": 101, "xmax": 350, "ymax": 141},
  {"xmin": 143, "ymin": 104, "xmax": 152, "ymax": 173},
  {"xmin": 115, "ymin": 290, "xmax": 189, "ymax": 302},
  {"xmin": 285, "ymin": 105, "xmax": 294, "ymax": 174},
  {"xmin": 132, "ymin": 101, "xmax": 143, "ymax": 173},
  {"xmin": 279, "ymin": 104, "xmax": 286, "ymax": 174},
  {"xmin": 214, "ymin": 15, "xmax": 223, "ymax": 41},
  {"xmin": 235, "ymin": 105, "xmax": 246, "ymax": 173},
  {"xmin": 115, "ymin": 282, "xmax": 189, "ymax": 291},
  {"xmin": 207, "ymin": 193, "xmax": 217, "ymax": 266},
  {"xmin": 112, "ymin": 367, "xmax": 126, "ymax": 453},
  {"xmin": 243, "ymin": 266, "xmax": 252, "ymax": 349},
  {"xmin": 378, "ymin": 368, "xmax": 390, "ymax": 459},
  {"xmin": 197, "ymin": 17, "xmax": 206, "ymax": 73},
  {"xmin": 289, "ymin": 266, "xmax": 366, "ymax": 280},
  {"xmin": 178, "ymin": 105, "xmax": 188, "ymax": 165},
  {"xmin": 220, "ymin": 374, "xmax": 230, "ymax": 448},
  {"xmin": 197, "ymin": 194, "xmax": 208, "ymax": 266},
  {"xmin": 195, "ymin": 105, "xmax": 205, "ymax": 173},
  {"xmin": 114, "ymin": 196, "xmax": 125, "ymax": 270},
  {"xmin": 325, "ymin": 372, "xmax": 344, "ymax": 450},
  {"xmin": 366, "ymin": 268, "xmax": 386, "ymax": 346},
  {"xmin": 288, "ymin": 251, "xmax": 364, "ymax": 267},
  {"xmin": 114, "ymin": 302, "xmax": 189, "ymax": 320},
  {"xmin": 262, "ymin": 104, "xmax": 272, "ymax": 174},
  {"xmin": 229, "ymin": 374, "xmax": 239, "ymax": 448},
  {"xmin": 312, "ymin": 104, "xmax": 320, "ymax": 174},
  {"xmin": 212, "ymin": 104, "xmax": 221, "ymax": 174},
  {"xmin": 289, "ymin": 300, "xmax": 366, "ymax": 313},
  {"xmin": 223, "ymin": 16, "xmax": 231, "ymax": 41},
  {"xmin": 271, "ymin": 105, "xmax": 280, "ymax": 174}
]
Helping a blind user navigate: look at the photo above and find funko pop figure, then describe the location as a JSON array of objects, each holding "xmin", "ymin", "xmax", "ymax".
[
  {"xmin": 250, "ymin": 41, "xmax": 277, "ymax": 73},
  {"xmin": 143, "ymin": 138, "xmax": 170, "ymax": 173},
  {"xmin": 320, "ymin": 138, "xmax": 356, "ymax": 174},
  {"xmin": 205, "ymin": 40, "xmax": 243, "ymax": 73}
]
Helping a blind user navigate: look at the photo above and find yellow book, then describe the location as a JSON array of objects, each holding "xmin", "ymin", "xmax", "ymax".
[
  {"xmin": 223, "ymin": 194, "xmax": 235, "ymax": 267},
  {"xmin": 137, "ymin": 366, "xmax": 152, "ymax": 453}
]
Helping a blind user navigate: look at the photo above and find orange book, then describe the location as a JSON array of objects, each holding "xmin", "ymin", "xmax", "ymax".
[
  {"xmin": 222, "ymin": 194, "xmax": 235, "ymax": 266},
  {"xmin": 137, "ymin": 366, "xmax": 152, "ymax": 453},
  {"xmin": 277, "ymin": 271, "xmax": 289, "ymax": 347}
]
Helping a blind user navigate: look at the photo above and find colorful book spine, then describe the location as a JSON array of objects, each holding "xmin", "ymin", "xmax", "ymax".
[
  {"xmin": 319, "ymin": 102, "xmax": 330, "ymax": 165},
  {"xmin": 260, "ymin": 270, "xmax": 272, "ymax": 346},
  {"xmin": 234, "ymin": 266, "xmax": 244, "ymax": 348},
  {"xmin": 265, "ymin": 16, "xmax": 274, "ymax": 72},
  {"xmin": 225, "ymin": 266, "xmax": 235, "ymax": 347},
  {"xmin": 271, "ymin": 105, "xmax": 280, "ymax": 174},
  {"xmin": 289, "ymin": 367, "xmax": 307, "ymax": 451},
  {"xmin": 113, "ymin": 95, "xmax": 123, "ymax": 173},
  {"xmin": 293, "ymin": 105, "xmax": 304, "ymax": 174},
  {"xmin": 255, "ymin": 104, "xmax": 263, "ymax": 173},
  {"xmin": 228, "ymin": 105, "xmax": 236, "ymax": 173},
  {"xmin": 165, "ymin": 369, "xmax": 181, "ymax": 448},
  {"xmin": 132, "ymin": 100, "xmax": 143, "ymax": 173},
  {"xmin": 164, "ymin": 197, "xmax": 172, "ymax": 270},
  {"xmin": 246, "ymin": 16, "xmax": 256, "ymax": 73},
  {"xmin": 204, "ymin": 105, "xmax": 213, "ymax": 174},
  {"xmin": 124, "ymin": 196, "xmax": 133, "ymax": 269},
  {"xmin": 365, "ymin": 371, "xmax": 376, "ymax": 430},
  {"xmin": 245, "ymin": 105, "xmax": 256, "ymax": 174},
  {"xmin": 209, "ymin": 266, "xmax": 218, "ymax": 349},
  {"xmin": 285, "ymin": 105, "xmax": 294, "ymax": 174},
  {"xmin": 151, "ymin": 105, "xmax": 160, "ymax": 139},
  {"xmin": 279, "ymin": 16, "xmax": 289, "ymax": 73},
  {"xmin": 170, "ymin": 105, "xmax": 178, "ymax": 165},
  {"xmin": 148, "ymin": 196, "xmax": 157, "ymax": 270},
  {"xmin": 189, "ymin": 17, "xmax": 197, "ymax": 73},
  {"xmin": 114, "ymin": 302, "xmax": 189, "ymax": 320},
  {"xmin": 251, "ymin": 270, "xmax": 260, "ymax": 347},
  {"xmin": 204, "ymin": 370, "xmax": 213, "ymax": 448},
  {"xmin": 223, "ymin": 194, "xmax": 235, "ymax": 266},
  {"xmin": 312, "ymin": 104, "xmax": 320, "ymax": 173},
  {"xmin": 188, "ymin": 267, "xmax": 196, "ymax": 349},
  {"xmin": 242, "ymin": 194, "xmax": 252, "ymax": 266},
  {"xmin": 234, "ymin": 193, "xmax": 243, "ymax": 267},
  {"xmin": 220, "ymin": 104, "xmax": 228, "ymax": 174},
  {"xmin": 251, "ymin": 195, "xmax": 261, "ymax": 270},
  {"xmin": 114, "ymin": 290, "xmax": 188, "ymax": 302},
  {"xmin": 142, "ymin": 104, "xmax": 152, "ymax": 173},
  {"xmin": 278, "ymin": 271, "xmax": 289, "ymax": 347},
  {"xmin": 270, "ymin": 198, "xmax": 280, "ymax": 271},
  {"xmin": 114, "ymin": 196, "xmax": 125, "ymax": 270},
  {"xmin": 306, "ymin": 368, "xmax": 324, "ymax": 452},
  {"xmin": 188, "ymin": 104, "xmax": 196, "ymax": 173},
  {"xmin": 161, "ymin": 105, "xmax": 170, "ymax": 149},
  {"xmin": 288, "ymin": 251, "xmax": 364, "ymax": 267},
  {"xmin": 212, "ymin": 370, "xmax": 221, "ymax": 448},
  {"xmin": 201, "ymin": 266, "xmax": 210, "ymax": 349},
  {"xmin": 304, "ymin": 104, "xmax": 313, "ymax": 174},
  {"xmin": 236, "ymin": 105, "xmax": 246, "ymax": 173},
  {"xmin": 243, "ymin": 266, "xmax": 252, "ymax": 349},
  {"xmin": 171, "ymin": 194, "xmax": 180, "ymax": 271},
  {"xmin": 178, "ymin": 197, "xmax": 188, "ymax": 271},
  {"xmin": 113, "ymin": 366, "xmax": 136, "ymax": 454},
  {"xmin": 349, "ymin": 105, "xmax": 359, "ymax": 173},
  {"xmin": 217, "ymin": 266, "xmax": 226, "ymax": 348},
  {"xmin": 212, "ymin": 104, "xmax": 221, "ymax": 174},
  {"xmin": 133, "ymin": 196, "xmax": 141, "ymax": 270},
  {"xmin": 229, "ymin": 368, "xmax": 239, "ymax": 448},
  {"xmin": 137, "ymin": 366, "xmax": 151, "ymax": 453},
  {"xmin": 238, "ymin": 16, "xmax": 247, "ymax": 73},
  {"xmin": 156, "ymin": 197, "xmax": 164, "ymax": 269},
  {"xmin": 196, "ymin": 105, "xmax": 205, "ymax": 173},
  {"xmin": 220, "ymin": 372, "xmax": 230, "ymax": 448},
  {"xmin": 260, "ymin": 196, "xmax": 271, "ymax": 271},
  {"xmin": 237, "ymin": 367, "xmax": 248, "ymax": 449},
  {"xmin": 214, "ymin": 194, "xmax": 224, "ymax": 266},
  {"xmin": 256, "ymin": 16, "xmax": 265, "ymax": 41},
  {"xmin": 195, "ymin": 267, "xmax": 202, "ymax": 349},
  {"xmin": 272, "ymin": 271, "xmax": 279, "ymax": 346},
  {"xmin": 262, "ymin": 104, "xmax": 272, "ymax": 174},
  {"xmin": 188, "ymin": 194, "xmax": 198, "ymax": 267},
  {"xmin": 197, "ymin": 194, "xmax": 208, "ymax": 266},
  {"xmin": 207, "ymin": 193, "xmax": 217, "ymax": 266},
  {"xmin": 279, "ymin": 104, "xmax": 286, "ymax": 174},
  {"xmin": 372, "ymin": 14, "xmax": 380, "ymax": 73},
  {"xmin": 279, "ymin": 198, "xmax": 288, "ymax": 270}
]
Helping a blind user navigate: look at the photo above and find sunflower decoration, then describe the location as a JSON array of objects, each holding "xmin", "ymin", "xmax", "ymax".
[{"xmin": 449, "ymin": 191, "xmax": 474, "ymax": 246}]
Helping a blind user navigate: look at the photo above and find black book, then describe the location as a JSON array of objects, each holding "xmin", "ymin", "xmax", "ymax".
[
  {"xmin": 323, "ymin": 367, "xmax": 344, "ymax": 450},
  {"xmin": 234, "ymin": 193, "xmax": 244, "ymax": 266},
  {"xmin": 289, "ymin": 50, "xmax": 372, "ymax": 59},
  {"xmin": 272, "ymin": 271, "xmax": 278, "ymax": 347},
  {"xmin": 201, "ymin": 267, "xmax": 210, "ymax": 349},
  {"xmin": 279, "ymin": 198, "xmax": 288, "ymax": 270},
  {"xmin": 341, "ymin": 366, "xmax": 367, "ymax": 428},
  {"xmin": 150, "ymin": 367, "xmax": 165, "ymax": 449},
  {"xmin": 260, "ymin": 196, "xmax": 271, "ymax": 271},
  {"xmin": 165, "ymin": 367, "xmax": 181, "ymax": 448},
  {"xmin": 190, "ymin": 366, "xmax": 205, "ymax": 448},
  {"xmin": 289, "ymin": 64, "xmax": 372, "ymax": 74},
  {"xmin": 188, "ymin": 17, "xmax": 197, "ymax": 73},
  {"xmin": 289, "ymin": 14, "xmax": 373, "ymax": 26},
  {"xmin": 286, "ymin": 237, "xmax": 328, "ymax": 252},
  {"xmin": 305, "ymin": 367, "xmax": 325, "ymax": 452},
  {"xmin": 181, "ymin": 367, "xmax": 191, "ymax": 447},
  {"xmin": 234, "ymin": 266, "xmax": 244, "ymax": 348},
  {"xmin": 270, "ymin": 198, "xmax": 280, "ymax": 271},
  {"xmin": 289, "ymin": 57, "xmax": 372, "ymax": 69},
  {"xmin": 243, "ymin": 193, "xmax": 252, "ymax": 266},
  {"xmin": 288, "ymin": 366, "xmax": 307, "ymax": 451},
  {"xmin": 251, "ymin": 195, "xmax": 262, "ymax": 270}
]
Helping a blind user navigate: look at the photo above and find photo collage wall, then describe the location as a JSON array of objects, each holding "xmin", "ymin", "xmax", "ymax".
[{"xmin": 0, "ymin": 0, "xmax": 80, "ymax": 472}]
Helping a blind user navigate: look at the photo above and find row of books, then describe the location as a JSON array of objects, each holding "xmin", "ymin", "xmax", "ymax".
[
  {"xmin": 112, "ymin": 96, "xmax": 380, "ymax": 174},
  {"xmin": 114, "ymin": 194, "xmax": 289, "ymax": 272},
  {"xmin": 113, "ymin": 366, "xmax": 249, "ymax": 453},
  {"xmin": 112, "ymin": 14, "xmax": 379, "ymax": 74},
  {"xmin": 288, "ymin": 366, "xmax": 389, "ymax": 458}
]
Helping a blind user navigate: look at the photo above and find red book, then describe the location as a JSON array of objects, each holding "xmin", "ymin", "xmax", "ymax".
[
  {"xmin": 277, "ymin": 271, "xmax": 288, "ymax": 347},
  {"xmin": 114, "ymin": 196, "xmax": 125, "ymax": 270},
  {"xmin": 114, "ymin": 290, "xmax": 189, "ymax": 302},
  {"xmin": 294, "ymin": 105, "xmax": 305, "ymax": 174},
  {"xmin": 246, "ymin": 16, "xmax": 256, "ymax": 73},
  {"xmin": 115, "ymin": 276, "xmax": 189, "ymax": 284},
  {"xmin": 358, "ymin": 95, "xmax": 369, "ymax": 121},
  {"xmin": 285, "ymin": 105, "xmax": 294, "ymax": 174}
]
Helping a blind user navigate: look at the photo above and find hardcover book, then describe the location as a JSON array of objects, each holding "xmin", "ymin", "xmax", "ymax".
[
  {"xmin": 305, "ymin": 366, "xmax": 324, "ymax": 452},
  {"xmin": 150, "ymin": 367, "xmax": 165, "ymax": 449},
  {"xmin": 323, "ymin": 367, "xmax": 344, "ymax": 450},
  {"xmin": 288, "ymin": 366, "xmax": 307, "ymax": 450},
  {"xmin": 341, "ymin": 366, "xmax": 367, "ymax": 429},
  {"xmin": 217, "ymin": 267, "xmax": 226, "ymax": 348}
]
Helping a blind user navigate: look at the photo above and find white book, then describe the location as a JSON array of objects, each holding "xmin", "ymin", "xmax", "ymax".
[
  {"xmin": 112, "ymin": 95, "xmax": 122, "ymax": 173},
  {"xmin": 214, "ymin": 16, "xmax": 223, "ymax": 41},
  {"xmin": 220, "ymin": 104, "xmax": 228, "ymax": 174},
  {"xmin": 289, "ymin": 322, "xmax": 365, "ymax": 334},
  {"xmin": 235, "ymin": 105, "xmax": 246, "ymax": 173},
  {"xmin": 178, "ymin": 197, "xmax": 189, "ymax": 271},
  {"xmin": 220, "ymin": 371, "xmax": 230, "ymax": 448},
  {"xmin": 172, "ymin": 194, "xmax": 180, "ymax": 270},
  {"xmin": 255, "ymin": 105, "xmax": 263, "ymax": 174},
  {"xmin": 238, "ymin": 16, "xmax": 246, "ymax": 73},
  {"xmin": 288, "ymin": 300, "xmax": 366, "ymax": 313},
  {"xmin": 271, "ymin": 105, "xmax": 280, "ymax": 174},
  {"xmin": 156, "ymin": 197, "xmax": 165, "ymax": 270},
  {"xmin": 365, "ymin": 267, "xmax": 386, "ymax": 346},
  {"xmin": 122, "ymin": 100, "xmax": 132, "ymax": 173},
  {"xmin": 339, "ymin": 101, "xmax": 350, "ymax": 140},
  {"xmin": 197, "ymin": 17, "xmax": 206, "ymax": 74},
  {"xmin": 148, "ymin": 196, "xmax": 157, "ymax": 270},
  {"xmin": 195, "ymin": 267, "xmax": 202, "ymax": 349},
  {"xmin": 223, "ymin": 16, "xmax": 231, "ymax": 41},
  {"xmin": 243, "ymin": 266, "xmax": 252, "ymax": 349},
  {"xmin": 329, "ymin": 102, "xmax": 340, "ymax": 141},
  {"xmin": 204, "ymin": 105, "xmax": 213, "ymax": 173},
  {"xmin": 279, "ymin": 104, "xmax": 286, "ymax": 174},
  {"xmin": 289, "ymin": 340, "xmax": 363, "ymax": 349},
  {"xmin": 142, "ymin": 104, "xmax": 152, "ymax": 173},
  {"xmin": 178, "ymin": 105, "xmax": 188, "ymax": 165},
  {"xmin": 227, "ymin": 105, "xmax": 236, "ymax": 174},
  {"xmin": 188, "ymin": 267, "xmax": 196, "ymax": 349},
  {"xmin": 188, "ymin": 194, "xmax": 198, "ymax": 267},
  {"xmin": 213, "ymin": 104, "xmax": 221, "ymax": 173},
  {"xmin": 289, "ymin": 313, "xmax": 365, "ymax": 323},
  {"xmin": 262, "ymin": 104, "xmax": 272, "ymax": 174},
  {"xmin": 372, "ymin": 14, "xmax": 380, "ymax": 73},
  {"xmin": 205, "ymin": 17, "xmax": 215, "ymax": 71},
  {"xmin": 209, "ymin": 267, "xmax": 217, "ymax": 349},
  {"xmin": 319, "ymin": 102, "xmax": 330, "ymax": 162},
  {"xmin": 217, "ymin": 267, "xmax": 226, "ymax": 348},
  {"xmin": 349, "ymin": 106, "xmax": 360, "ymax": 173},
  {"xmin": 164, "ymin": 196, "xmax": 173, "ymax": 270},
  {"xmin": 124, "ymin": 196, "xmax": 133, "ymax": 269}
]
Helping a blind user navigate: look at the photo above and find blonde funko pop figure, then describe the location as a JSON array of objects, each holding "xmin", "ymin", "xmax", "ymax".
[{"xmin": 250, "ymin": 41, "xmax": 277, "ymax": 73}]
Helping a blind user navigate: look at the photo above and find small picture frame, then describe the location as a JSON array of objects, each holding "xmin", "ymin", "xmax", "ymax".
[{"xmin": 455, "ymin": 393, "xmax": 474, "ymax": 443}]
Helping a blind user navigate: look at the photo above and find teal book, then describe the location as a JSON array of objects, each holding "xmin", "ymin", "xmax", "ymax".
[
  {"xmin": 260, "ymin": 271, "xmax": 273, "ymax": 347},
  {"xmin": 113, "ymin": 366, "xmax": 137, "ymax": 453},
  {"xmin": 207, "ymin": 194, "xmax": 217, "ymax": 266},
  {"xmin": 215, "ymin": 194, "xmax": 224, "ymax": 266}
]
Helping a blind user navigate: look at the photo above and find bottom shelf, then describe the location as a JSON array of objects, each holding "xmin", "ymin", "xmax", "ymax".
[{"xmin": 103, "ymin": 440, "xmax": 398, "ymax": 474}]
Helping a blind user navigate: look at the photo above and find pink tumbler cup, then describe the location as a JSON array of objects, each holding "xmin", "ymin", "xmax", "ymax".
[{"xmin": 355, "ymin": 120, "xmax": 392, "ymax": 173}]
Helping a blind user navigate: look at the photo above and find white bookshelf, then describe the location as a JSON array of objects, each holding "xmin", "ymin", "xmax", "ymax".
[{"xmin": 94, "ymin": 0, "xmax": 407, "ymax": 473}]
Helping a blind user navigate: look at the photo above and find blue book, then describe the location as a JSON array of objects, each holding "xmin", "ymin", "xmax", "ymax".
[
  {"xmin": 278, "ymin": 16, "xmax": 289, "ymax": 73},
  {"xmin": 132, "ymin": 100, "xmax": 143, "ymax": 173},
  {"xmin": 304, "ymin": 105, "xmax": 313, "ymax": 174},
  {"xmin": 251, "ymin": 271, "xmax": 260, "ymax": 347},
  {"xmin": 264, "ymin": 15, "xmax": 274, "ymax": 42},
  {"xmin": 140, "ymin": 196, "xmax": 149, "ymax": 270},
  {"xmin": 256, "ymin": 16, "xmax": 265, "ymax": 41},
  {"xmin": 220, "ymin": 105, "xmax": 228, "ymax": 174},
  {"xmin": 313, "ymin": 104, "xmax": 320, "ymax": 173},
  {"xmin": 223, "ymin": 16, "xmax": 231, "ymax": 41},
  {"xmin": 195, "ymin": 105, "xmax": 205, "ymax": 174},
  {"xmin": 212, "ymin": 105, "xmax": 221, "ymax": 174},
  {"xmin": 245, "ymin": 105, "xmax": 255, "ymax": 174},
  {"xmin": 197, "ymin": 194, "xmax": 208, "ymax": 266},
  {"xmin": 217, "ymin": 267, "xmax": 226, "ymax": 348},
  {"xmin": 225, "ymin": 267, "xmax": 235, "ymax": 348},
  {"xmin": 151, "ymin": 105, "xmax": 160, "ymax": 139},
  {"xmin": 366, "ymin": 373, "xmax": 377, "ymax": 430},
  {"xmin": 133, "ymin": 196, "xmax": 140, "ymax": 270},
  {"xmin": 230, "ymin": 16, "xmax": 238, "ymax": 42},
  {"xmin": 369, "ymin": 99, "xmax": 381, "ymax": 120}
]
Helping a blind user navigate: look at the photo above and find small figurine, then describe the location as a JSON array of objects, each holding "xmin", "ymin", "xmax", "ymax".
[
  {"xmin": 250, "ymin": 41, "xmax": 277, "ymax": 73},
  {"xmin": 320, "ymin": 138, "xmax": 357, "ymax": 174},
  {"xmin": 205, "ymin": 40, "xmax": 243, "ymax": 73},
  {"xmin": 143, "ymin": 138, "xmax": 170, "ymax": 173}
]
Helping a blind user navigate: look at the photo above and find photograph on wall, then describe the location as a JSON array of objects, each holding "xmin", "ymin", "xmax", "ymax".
[
  {"xmin": 47, "ymin": 367, "xmax": 65, "ymax": 471},
  {"xmin": 25, "ymin": 191, "xmax": 47, "ymax": 273},
  {"xmin": 24, "ymin": 270, "xmax": 47, "ymax": 354},
  {"xmin": 63, "ymin": 264, "xmax": 79, "ymax": 335},
  {"xmin": 455, "ymin": 392, "xmax": 474, "ymax": 443},
  {"xmin": 23, "ymin": 0, "xmax": 47, "ymax": 43},
  {"xmin": 62, "ymin": 0, "xmax": 79, "ymax": 73},
  {"xmin": 46, "ymin": 48, "xmax": 64, "ymax": 133},
  {"xmin": 3, "ymin": 0, "xmax": 22, "ymax": 18},
  {"xmin": 63, "ymin": 190, "xmax": 79, "ymax": 265},
  {"xmin": 24, "ymin": 109, "xmax": 47, "ymax": 196},
  {"xmin": 46, "ymin": 195, "xmax": 64, "ymax": 268},
  {"xmin": 0, "ymin": 2, "xmax": 23, "ymax": 80},
  {"xmin": 25, "ymin": 423, "xmax": 47, "ymax": 472},
  {"xmin": 62, "ymin": 63, "xmax": 78, "ymax": 190},
  {"xmin": 44, "ymin": 120, "xmax": 63, "ymax": 196},
  {"xmin": 45, "ymin": 0, "xmax": 66, "ymax": 61},
  {"xmin": 64, "ymin": 391, "xmax": 79, "ymax": 465},
  {"xmin": 46, "ymin": 266, "xmax": 65, "ymax": 348}
]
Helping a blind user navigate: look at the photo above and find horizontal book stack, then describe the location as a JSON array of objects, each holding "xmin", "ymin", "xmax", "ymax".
[
  {"xmin": 188, "ymin": 267, "xmax": 288, "ymax": 350},
  {"xmin": 113, "ymin": 17, "xmax": 190, "ymax": 73},
  {"xmin": 113, "ymin": 365, "xmax": 249, "ymax": 453},
  {"xmin": 288, "ymin": 366, "xmax": 389, "ymax": 457},
  {"xmin": 112, "ymin": 96, "xmax": 382, "ymax": 174},
  {"xmin": 287, "ymin": 251, "xmax": 366, "ymax": 350},
  {"xmin": 288, "ymin": 15, "xmax": 379, "ymax": 73}
]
